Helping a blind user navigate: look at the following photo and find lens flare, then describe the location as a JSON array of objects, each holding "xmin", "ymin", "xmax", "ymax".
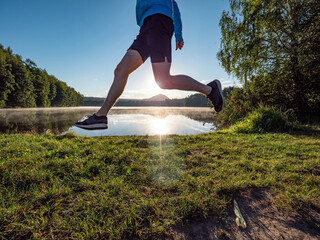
[
  {"xmin": 147, "ymin": 135, "xmax": 185, "ymax": 186},
  {"xmin": 151, "ymin": 118, "xmax": 170, "ymax": 135}
]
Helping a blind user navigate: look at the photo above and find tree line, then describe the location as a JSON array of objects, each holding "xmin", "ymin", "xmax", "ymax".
[
  {"xmin": 84, "ymin": 96, "xmax": 189, "ymax": 107},
  {"xmin": 84, "ymin": 92, "xmax": 225, "ymax": 107},
  {"xmin": 83, "ymin": 87, "xmax": 236, "ymax": 107},
  {"xmin": 0, "ymin": 44, "xmax": 83, "ymax": 108},
  {"xmin": 218, "ymin": 0, "xmax": 320, "ymax": 122}
]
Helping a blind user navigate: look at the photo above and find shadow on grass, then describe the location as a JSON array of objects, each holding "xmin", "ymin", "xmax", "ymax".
[{"xmin": 288, "ymin": 124, "xmax": 320, "ymax": 136}]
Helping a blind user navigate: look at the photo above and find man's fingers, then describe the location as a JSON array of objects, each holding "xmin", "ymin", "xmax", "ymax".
[
  {"xmin": 176, "ymin": 42, "xmax": 180, "ymax": 50},
  {"xmin": 176, "ymin": 41, "xmax": 184, "ymax": 50}
]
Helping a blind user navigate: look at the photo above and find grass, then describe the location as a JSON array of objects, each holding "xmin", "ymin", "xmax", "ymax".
[
  {"xmin": 228, "ymin": 107, "xmax": 299, "ymax": 134},
  {"xmin": 0, "ymin": 129, "xmax": 319, "ymax": 239}
]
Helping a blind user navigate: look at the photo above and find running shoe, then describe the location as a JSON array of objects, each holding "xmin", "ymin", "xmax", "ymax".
[
  {"xmin": 207, "ymin": 79, "xmax": 224, "ymax": 112},
  {"xmin": 75, "ymin": 114, "xmax": 108, "ymax": 130}
]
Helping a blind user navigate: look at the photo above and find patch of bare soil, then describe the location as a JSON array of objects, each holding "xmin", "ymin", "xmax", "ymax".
[{"xmin": 172, "ymin": 189, "xmax": 320, "ymax": 240}]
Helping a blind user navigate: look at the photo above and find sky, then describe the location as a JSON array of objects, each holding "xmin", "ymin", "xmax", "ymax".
[{"xmin": 1, "ymin": 0, "xmax": 239, "ymax": 99}]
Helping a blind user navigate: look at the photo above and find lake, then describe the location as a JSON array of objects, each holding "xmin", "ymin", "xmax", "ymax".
[{"xmin": 0, "ymin": 107, "xmax": 217, "ymax": 136}]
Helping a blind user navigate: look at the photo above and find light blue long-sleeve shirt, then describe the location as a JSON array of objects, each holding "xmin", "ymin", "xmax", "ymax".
[{"xmin": 136, "ymin": 0, "xmax": 183, "ymax": 42}]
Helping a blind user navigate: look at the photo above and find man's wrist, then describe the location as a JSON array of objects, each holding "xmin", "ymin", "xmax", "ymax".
[{"xmin": 175, "ymin": 34, "xmax": 183, "ymax": 42}]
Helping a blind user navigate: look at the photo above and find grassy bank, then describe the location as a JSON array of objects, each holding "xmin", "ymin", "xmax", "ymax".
[{"xmin": 0, "ymin": 130, "xmax": 319, "ymax": 239}]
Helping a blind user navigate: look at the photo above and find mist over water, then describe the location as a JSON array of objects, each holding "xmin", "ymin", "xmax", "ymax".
[{"xmin": 0, "ymin": 107, "xmax": 216, "ymax": 136}]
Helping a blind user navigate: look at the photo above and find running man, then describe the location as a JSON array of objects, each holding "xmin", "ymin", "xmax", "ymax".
[{"xmin": 75, "ymin": 0, "xmax": 224, "ymax": 130}]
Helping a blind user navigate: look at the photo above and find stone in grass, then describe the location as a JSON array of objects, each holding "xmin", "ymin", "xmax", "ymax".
[{"xmin": 234, "ymin": 199, "xmax": 247, "ymax": 229}]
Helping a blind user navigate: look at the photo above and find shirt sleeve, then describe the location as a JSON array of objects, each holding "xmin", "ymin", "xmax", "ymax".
[{"xmin": 173, "ymin": 1, "xmax": 183, "ymax": 42}]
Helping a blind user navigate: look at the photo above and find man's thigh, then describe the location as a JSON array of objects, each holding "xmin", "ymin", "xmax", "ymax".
[{"xmin": 116, "ymin": 49, "xmax": 143, "ymax": 76}]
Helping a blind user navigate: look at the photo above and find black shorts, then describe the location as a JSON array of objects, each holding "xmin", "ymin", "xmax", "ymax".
[{"xmin": 128, "ymin": 14, "xmax": 174, "ymax": 63}]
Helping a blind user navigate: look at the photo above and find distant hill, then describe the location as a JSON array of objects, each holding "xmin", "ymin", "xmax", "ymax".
[{"xmin": 142, "ymin": 94, "xmax": 170, "ymax": 102}]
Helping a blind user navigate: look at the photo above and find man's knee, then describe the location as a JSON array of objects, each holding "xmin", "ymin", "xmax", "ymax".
[
  {"xmin": 155, "ymin": 75, "xmax": 172, "ymax": 89},
  {"xmin": 114, "ymin": 64, "xmax": 129, "ymax": 80}
]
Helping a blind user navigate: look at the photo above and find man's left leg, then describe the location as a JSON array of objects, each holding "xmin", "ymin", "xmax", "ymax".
[
  {"xmin": 152, "ymin": 60, "xmax": 211, "ymax": 95},
  {"xmin": 152, "ymin": 60, "xmax": 224, "ymax": 112}
]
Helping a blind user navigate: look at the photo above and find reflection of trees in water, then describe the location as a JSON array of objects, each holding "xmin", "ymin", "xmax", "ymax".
[
  {"xmin": 109, "ymin": 107, "xmax": 215, "ymax": 124},
  {"xmin": 0, "ymin": 107, "xmax": 215, "ymax": 134},
  {"xmin": 0, "ymin": 108, "xmax": 97, "ymax": 134}
]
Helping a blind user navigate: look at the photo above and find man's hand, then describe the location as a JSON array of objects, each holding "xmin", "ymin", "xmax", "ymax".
[{"xmin": 176, "ymin": 41, "xmax": 184, "ymax": 50}]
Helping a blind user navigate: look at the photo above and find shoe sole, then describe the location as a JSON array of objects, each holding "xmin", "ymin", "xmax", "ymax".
[
  {"xmin": 75, "ymin": 123, "xmax": 108, "ymax": 130},
  {"xmin": 213, "ymin": 79, "xmax": 224, "ymax": 112}
]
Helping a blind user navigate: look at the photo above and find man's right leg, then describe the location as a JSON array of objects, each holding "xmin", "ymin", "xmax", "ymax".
[
  {"xmin": 96, "ymin": 49, "xmax": 143, "ymax": 116},
  {"xmin": 75, "ymin": 50, "xmax": 143, "ymax": 129}
]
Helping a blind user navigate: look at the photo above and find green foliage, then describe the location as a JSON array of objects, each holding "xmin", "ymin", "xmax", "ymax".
[
  {"xmin": 25, "ymin": 59, "xmax": 51, "ymax": 107},
  {"xmin": 229, "ymin": 107, "xmax": 297, "ymax": 133},
  {"xmin": 5, "ymin": 52, "xmax": 36, "ymax": 108},
  {"xmin": 216, "ymin": 87, "xmax": 251, "ymax": 126},
  {"xmin": 0, "ymin": 45, "xmax": 83, "ymax": 108},
  {"xmin": 0, "ymin": 48, "xmax": 14, "ymax": 108},
  {"xmin": 184, "ymin": 93, "xmax": 209, "ymax": 107},
  {"xmin": 218, "ymin": 0, "xmax": 320, "ymax": 119},
  {"xmin": 222, "ymin": 86, "xmax": 235, "ymax": 99},
  {"xmin": 48, "ymin": 75, "xmax": 57, "ymax": 102}
]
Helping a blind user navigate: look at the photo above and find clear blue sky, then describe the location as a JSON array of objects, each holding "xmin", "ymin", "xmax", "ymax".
[{"xmin": 1, "ymin": 0, "xmax": 239, "ymax": 99}]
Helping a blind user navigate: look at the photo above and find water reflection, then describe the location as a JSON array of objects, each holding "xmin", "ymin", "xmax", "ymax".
[
  {"xmin": 0, "ymin": 108, "xmax": 91, "ymax": 134},
  {"xmin": 0, "ymin": 107, "xmax": 216, "ymax": 136},
  {"xmin": 152, "ymin": 118, "xmax": 170, "ymax": 135}
]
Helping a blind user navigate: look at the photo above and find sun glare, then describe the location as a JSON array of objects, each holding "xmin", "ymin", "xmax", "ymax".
[
  {"xmin": 151, "ymin": 118, "xmax": 169, "ymax": 135},
  {"xmin": 148, "ymin": 79, "xmax": 168, "ymax": 96}
]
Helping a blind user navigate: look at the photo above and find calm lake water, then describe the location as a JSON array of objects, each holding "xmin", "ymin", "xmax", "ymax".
[{"xmin": 0, "ymin": 107, "xmax": 217, "ymax": 136}]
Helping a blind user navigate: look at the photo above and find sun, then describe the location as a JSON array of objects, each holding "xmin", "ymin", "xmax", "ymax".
[
  {"xmin": 147, "ymin": 79, "xmax": 168, "ymax": 96},
  {"xmin": 151, "ymin": 118, "xmax": 169, "ymax": 135}
]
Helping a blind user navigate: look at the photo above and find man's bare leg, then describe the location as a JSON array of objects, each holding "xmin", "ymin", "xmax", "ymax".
[
  {"xmin": 151, "ymin": 60, "xmax": 212, "ymax": 95},
  {"xmin": 96, "ymin": 50, "xmax": 143, "ymax": 116}
]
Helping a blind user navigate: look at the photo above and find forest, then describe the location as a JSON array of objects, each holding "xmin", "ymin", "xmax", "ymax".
[
  {"xmin": 218, "ymin": 0, "xmax": 320, "ymax": 122},
  {"xmin": 0, "ymin": 44, "xmax": 83, "ymax": 108}
]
